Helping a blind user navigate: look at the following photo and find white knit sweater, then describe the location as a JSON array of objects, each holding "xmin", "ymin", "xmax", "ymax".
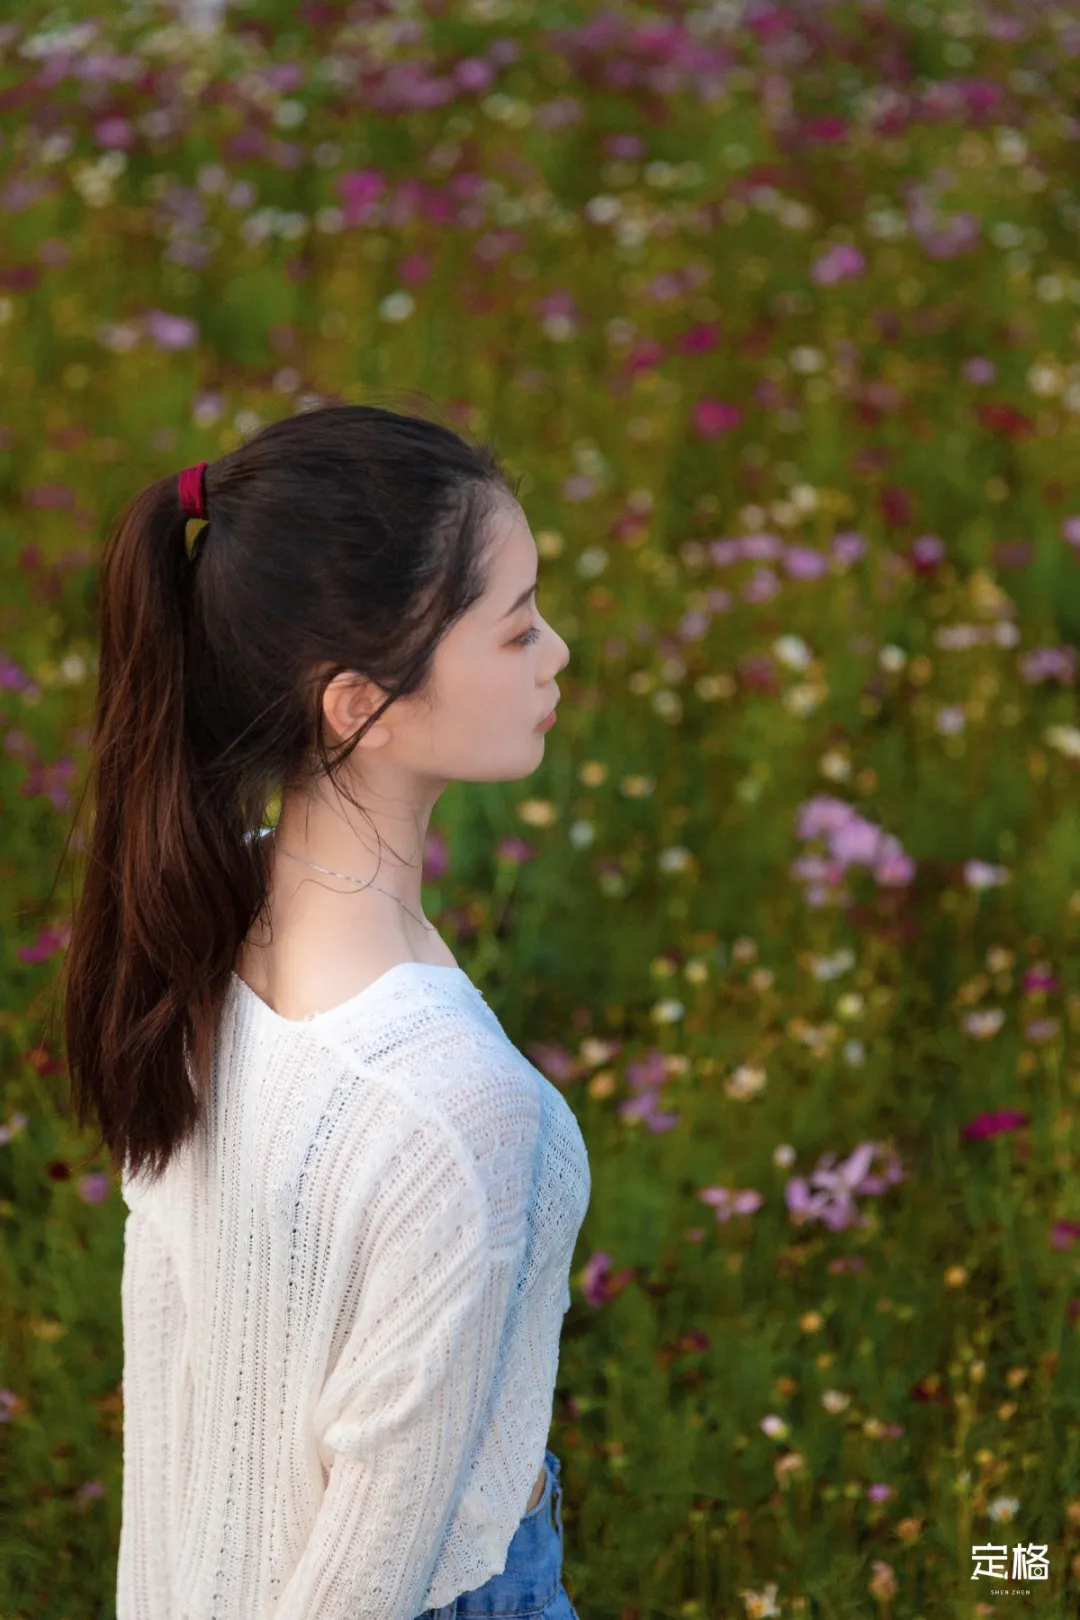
[{"xmin": 117, "ymin": 960, "xmax": 591, "ymax": 1620}]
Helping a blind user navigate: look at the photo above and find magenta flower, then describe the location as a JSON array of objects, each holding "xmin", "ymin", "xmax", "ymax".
[
  {"xmin": 337, "ymin": 168, "xmax": 386, "ymax": 226},
  {"xmin": 812, "ymin": 244, "xmax": 866, "ymax": 285},
  {"xmin": 961, "ymin": 1110, "xmax": 1029, "ymax": 1142},
  {"xmin": 1050, "ymin": 1221, "xmax": 1080, "ymax": 1252},
  {"xmin": 804, "ymin": 115, "xmax": 849, "ymax": 143},
  {"xmin": 692, "ymin": 398, "xmax": 742, "ymax": 438},
  {"xmin": 676, "ymin": 322, "xmax": 721, "ymax": 357}
]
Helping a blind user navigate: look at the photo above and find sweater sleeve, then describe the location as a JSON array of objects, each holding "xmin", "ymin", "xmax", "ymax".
[
  {"xmin": 271, "ymin": 1108, "xmax": 529, "ymax": 1620},
  {"xmin": 115, "ymin": 1207, "xmax": 186, "ymax": 1620}
]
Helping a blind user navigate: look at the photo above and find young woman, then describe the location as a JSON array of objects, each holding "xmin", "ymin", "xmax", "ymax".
[{"xmin": 60, "ymin": 403, "xmax": 589, "ymax": 1620}]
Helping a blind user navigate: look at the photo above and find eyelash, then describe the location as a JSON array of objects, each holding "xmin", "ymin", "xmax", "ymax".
[{"xmin": 514, "ymin": 625, "xmax": 541, "ymax": 647}]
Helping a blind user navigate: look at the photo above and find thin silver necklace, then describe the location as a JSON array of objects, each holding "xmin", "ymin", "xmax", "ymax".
[{"xmin": 274, "ymin": 839, "xmax": 437, "ymax": 934}]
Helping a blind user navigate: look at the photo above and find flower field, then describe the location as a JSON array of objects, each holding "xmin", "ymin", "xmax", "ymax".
[{"xmin": 2, "ymin": 1, "xmax": 1080, "ymax": 1615}]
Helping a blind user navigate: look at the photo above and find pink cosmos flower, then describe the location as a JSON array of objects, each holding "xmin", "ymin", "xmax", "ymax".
[
  {"xmin": 699, "ymin": 1186, "xmax": 765, "ymax": 1222},
  {"xmin": 692, "ymin": 398, "xmax": 742, "ymax": 438},
  {"xmin": 785, "ymin": 1141, "xmax": 879, "ymax": 1232},
  {"xmin": 961, "ymin": 1110, "xmax": 1029, "ymax": 1142},
  {"xmin": 812, "ymin": 244, "xmax": 866, "ymax": 285},
  {"xmin": 1050, "ymin": 1221, "xmax": 1080, "ymax": 1252}
]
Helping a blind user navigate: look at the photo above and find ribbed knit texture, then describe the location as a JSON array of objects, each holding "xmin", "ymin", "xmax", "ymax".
[{"xmin": 117, "ymin": 961, "xmax": 591, "ymax": 1620}]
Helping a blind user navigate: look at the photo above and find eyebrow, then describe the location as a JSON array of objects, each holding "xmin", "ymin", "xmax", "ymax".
[{"xmin": 500, "ymin": 579, "xmax": 537, "ymax": 620}]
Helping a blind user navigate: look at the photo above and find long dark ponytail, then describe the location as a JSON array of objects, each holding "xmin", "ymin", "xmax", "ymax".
[{"xmin": 55, "ymin": 400, "xmax": 518, "ymax": 1189}]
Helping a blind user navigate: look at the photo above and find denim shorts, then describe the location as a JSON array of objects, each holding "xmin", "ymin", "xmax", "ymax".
[{"xmin": 414, "ymin": 1449, "xmax": 580, "ymax": 1619}]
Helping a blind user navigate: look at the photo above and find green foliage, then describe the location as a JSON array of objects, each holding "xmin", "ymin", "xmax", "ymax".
[{"xmin": 2, "ymin": 1, "xmax": 1080, "ymax": 1616}]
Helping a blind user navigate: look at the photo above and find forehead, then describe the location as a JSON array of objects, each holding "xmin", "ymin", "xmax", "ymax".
[{"xmin": 486, "ymin": 499, "xmax": 536, "ymax": 568}]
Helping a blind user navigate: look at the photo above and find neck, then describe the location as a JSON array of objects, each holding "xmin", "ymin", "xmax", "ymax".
[{"xmin": 265, "ymin": 823, "xmax": 430, "ymax": 930}]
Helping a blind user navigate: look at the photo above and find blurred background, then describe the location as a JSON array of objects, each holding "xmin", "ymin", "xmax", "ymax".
[{"xmin": 2, "ymin": 1, "xmax": 1080, "ymax": 1615}]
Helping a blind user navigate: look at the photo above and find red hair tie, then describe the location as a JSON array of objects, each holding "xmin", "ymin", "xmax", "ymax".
[{"xmin": 177, "ymin": 461, "xmax": 208, "ymax": 520}]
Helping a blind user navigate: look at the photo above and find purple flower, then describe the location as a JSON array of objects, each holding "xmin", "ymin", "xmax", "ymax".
[
  {"xmin": 812, "ymin": 244, "xmax": 866, "ymax": 285},
  {"xmin": 961, "ymin": 1110, "xmax": 1029, "ymax": 1142},
  {"xmin": 453, "ymin": 57, "xmax": 496, "ymax": 92},
  {"xmin": 626, "ymin": 1049, "xmax": 669, "ymax": 1090},
  {"xmin": 910, "ymin": 534, "xmax": 946, "ymax": 571},
  {"xmin": 1050, "ymin": 1221, "xmax": 1080, "ymax": 1252},
  {"xmin": 677, "ymin": 608, "xmax": 711, "ymax": 642},
  {"xmin": 709, "ymin": 538, "xmax": 743, "ymax": 567},
  {"xmin": 962, "ymin": 357, "xmax": 996, "ymax": 385},
  {"xmin": 874, "ymin": 848, "xmax": 916, "ymax": 887},
  {"xmin": 743, "ymin": 568, "xmax": 780, "ymax": 604},
  {"xmin": 832, "ymin": 530, "xmax": 868, "ymax": 565},
  {"xmin": 604, "ymin": 133, "xmax": 645, "ymax": 160},
  {"xmin": 699, "ymin": 1186, "xmax": 765, "ymax": 1222},
  {"xmin": 1018, "ymin": 645, "xmax": 1077, "ymax": 686},
  {"xmin": 77, "ymin": 1172, "xmax": 111, "ymax": 1205},
  {"xmin": 796, "ymin": 795, "xmax": 856, "ymax": 841},
  {"xmin": 855, "ymin": 1143, "xmax": 907, "ymax": 1196},
  {"xmin": 94, "ymin": 117, "xmax": 134, "ymax": 149},
  {"xmin": 785, "ymin": 1141, "xmax": 886, "ymax": 1232},
  {"xmin": 1061, "ymin": 516, "xmax": 1080, "ymax": 548},
  {"xmin": 619, "ymin": 1092, "xmax": 681, "ymax": 1133},
  {"xmin": 741, "ymin": 532, "xmax": 784, "ymax": 561},
  {"xmin": 783, "ymin": 545, "xmax": 830, "ymax": 580},
  {"xmin": 142, "ymin": 311, "xmax": 199, "ymax": 351},
  {"xmin": 830, "ymin": 816, "xmax": 890, "ymax": 867}
]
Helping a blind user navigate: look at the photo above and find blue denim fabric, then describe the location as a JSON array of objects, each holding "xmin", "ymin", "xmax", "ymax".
[{"xmin": 414, "ymin": 1449, "xmax": 580, "ymax": 1619}]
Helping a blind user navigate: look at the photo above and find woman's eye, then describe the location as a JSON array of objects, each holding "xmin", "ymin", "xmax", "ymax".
[{"xmin": 515, "ymin": 625, "xmax": 541, "ymax": 646}]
